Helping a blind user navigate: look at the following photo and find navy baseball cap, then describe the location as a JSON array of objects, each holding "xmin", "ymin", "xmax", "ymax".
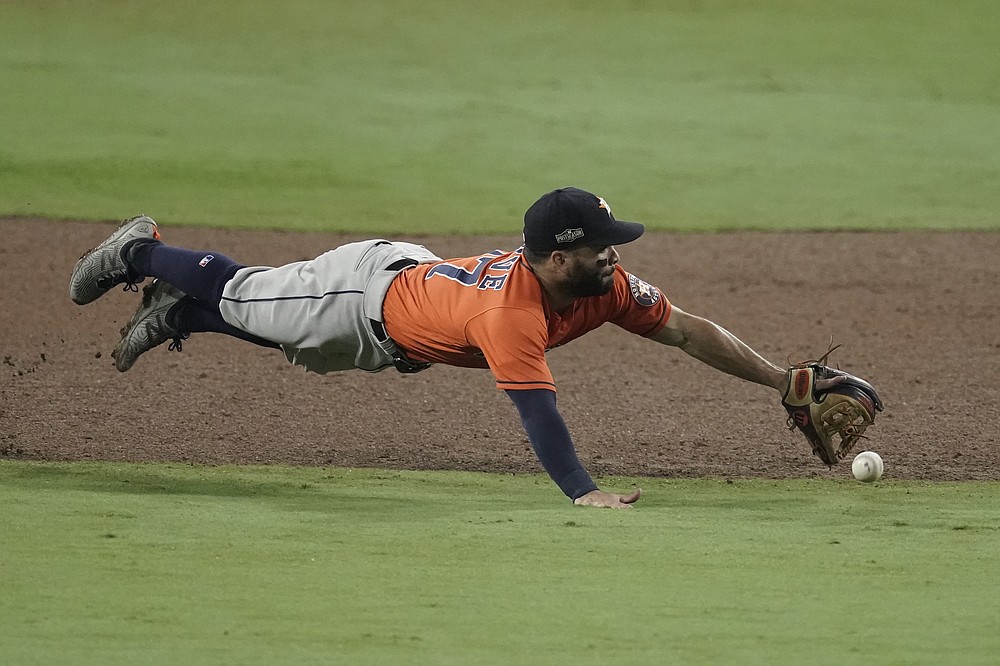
[{"xmin": 522, "ymin": 187, "xmax": 644, "ymax": 252}]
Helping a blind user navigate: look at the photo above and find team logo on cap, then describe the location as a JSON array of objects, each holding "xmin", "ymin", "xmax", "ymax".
[
  {"xmin": 555, "ymin": 228, "xmax": 584, "ymax": 244},
  {"xmin": 628, "ymin": 273, "xmax": 660, "ymax": 307},
  {"xmin": 597, "ymin": 196, "xmax": 612, "ymax": 218}
]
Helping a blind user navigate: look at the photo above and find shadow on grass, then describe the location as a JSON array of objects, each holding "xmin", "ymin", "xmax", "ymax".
[{"xmin": 0, "ymin": 461, "xmax": 462, "ymax": 516}]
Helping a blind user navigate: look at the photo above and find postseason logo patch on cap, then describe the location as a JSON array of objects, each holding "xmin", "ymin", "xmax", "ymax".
[
  {"xmin": 554, "ymin": 228, "xmax": 584, "ymax": 244},
  {"xmin": 628, "ymin": 273, "xmax": 660, "ymax": 307}
]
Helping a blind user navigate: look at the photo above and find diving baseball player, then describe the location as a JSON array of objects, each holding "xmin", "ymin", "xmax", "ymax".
[{"xmin": 69, "ymin": 187, "xmax": 882, "ymax": 508}]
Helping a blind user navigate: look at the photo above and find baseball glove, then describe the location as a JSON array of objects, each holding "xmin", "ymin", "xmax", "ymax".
[{"xmin": 781, "ymin": 346, "xmax": 884, "ymax": 466}]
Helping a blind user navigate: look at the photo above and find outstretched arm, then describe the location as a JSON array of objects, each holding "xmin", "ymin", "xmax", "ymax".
[
  {"xmin": 651, "ymin": 305, "xmax": 786, "ymax": 391},
  {"xmin": 505, "ymin": 389, "xmax": 641, "ymax": 509}
]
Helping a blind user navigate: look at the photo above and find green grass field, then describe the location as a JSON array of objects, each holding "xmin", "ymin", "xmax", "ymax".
[
  {"xmin": 3, "ymin": 461, "xmax": 999, "ymax": 665},
  {"xmin": 2, "ymin": 0, "xmax": 999, "ymax": 232}
]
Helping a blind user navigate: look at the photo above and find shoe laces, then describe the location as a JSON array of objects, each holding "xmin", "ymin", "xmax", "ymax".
[
  {"xmin": 94, "ymin": 270, "xmax": 141, "ymax": 294},
  {"xmin": 167, "ymin": 332, "xmax": 190, "ymax": 353}
]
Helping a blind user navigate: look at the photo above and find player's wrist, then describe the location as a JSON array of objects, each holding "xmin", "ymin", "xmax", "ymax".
[{"xmin": 565, "ymin": 472, "xmax": 599, "ymax": 501}]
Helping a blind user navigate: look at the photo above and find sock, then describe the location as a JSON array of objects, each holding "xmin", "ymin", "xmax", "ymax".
[
  {"xmin": 128, "ymin": 241, "xmax": 242, "ymax": 306},
  {"xmin": 173, "ymin": 299, "xmax": 281, "ymax": 349}
]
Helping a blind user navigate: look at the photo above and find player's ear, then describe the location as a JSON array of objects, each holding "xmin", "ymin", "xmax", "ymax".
[{"xmin": 549, "ymin": 250, "xmax": 569, "ymax": 268}]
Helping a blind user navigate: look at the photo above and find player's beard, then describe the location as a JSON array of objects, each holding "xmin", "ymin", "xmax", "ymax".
[{"xmin": 565, "ymin": 261, "xmax": 614, "ymax": 298}]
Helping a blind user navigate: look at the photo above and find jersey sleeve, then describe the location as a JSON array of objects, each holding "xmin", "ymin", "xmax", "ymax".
[
  {"xmin": 609, "ymin": 269, "xmax": 672, "ymax": 337},
  {"xmin": 465, "ymin": 307, "xmax": 556, "ymax": 392}
]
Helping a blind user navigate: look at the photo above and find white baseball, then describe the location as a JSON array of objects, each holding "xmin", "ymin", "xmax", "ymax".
[{"xmin": 852, "ymin": 451, "xmax": 884, "ymax": 482}]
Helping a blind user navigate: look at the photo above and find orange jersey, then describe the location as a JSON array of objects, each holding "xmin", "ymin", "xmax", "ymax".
[{"xmin": 382, "ymin": 249, "xmax": 671, "ymax": 391}]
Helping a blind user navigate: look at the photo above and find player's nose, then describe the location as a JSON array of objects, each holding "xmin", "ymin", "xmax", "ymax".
[{"xmin": 608, "ymin": 246, "xmax": 620, "ymax": 266}]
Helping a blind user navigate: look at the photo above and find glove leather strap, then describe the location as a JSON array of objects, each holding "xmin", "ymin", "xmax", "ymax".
[{"xmin": 783, "ymin": 368, "xmax": 815, "ymax": 407}]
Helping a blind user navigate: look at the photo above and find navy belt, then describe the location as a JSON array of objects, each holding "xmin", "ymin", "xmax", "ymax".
[{"xmin": 370, "ymin": 258, "xmax": 429, "ymax": 374}]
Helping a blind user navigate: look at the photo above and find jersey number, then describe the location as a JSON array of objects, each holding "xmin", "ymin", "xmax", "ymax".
[{"xmin": 425, "ymin": 251, "xmax": 514, "ymax": 291}]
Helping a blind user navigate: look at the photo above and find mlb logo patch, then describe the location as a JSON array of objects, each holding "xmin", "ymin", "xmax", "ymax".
[{"xmin": 199, "ymin": 254, "xmax": 215, "ymax": 267}]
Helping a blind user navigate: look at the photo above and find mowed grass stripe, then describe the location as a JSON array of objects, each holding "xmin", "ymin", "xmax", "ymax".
[
  {"xmin": 2, "ymin": 461, "xmax": 999, "ymax": 665},
  {"xmin": 1, "ymin": 1, "xmax": 998, "ymax": 231}
]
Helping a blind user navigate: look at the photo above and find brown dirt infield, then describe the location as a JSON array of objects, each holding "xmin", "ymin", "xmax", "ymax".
[{"xmin": 2, "ymin": 218, "xmax": 998, "ymax": 484}]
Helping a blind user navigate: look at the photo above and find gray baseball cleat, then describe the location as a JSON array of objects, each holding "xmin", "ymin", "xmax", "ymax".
[
  {"xmin": 69, "ymin": 215, "xmax": 161, "ymax": 305},
  {"xmin": 112, "ymin": 279, "xmax": 190, "ymax": 372}
]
